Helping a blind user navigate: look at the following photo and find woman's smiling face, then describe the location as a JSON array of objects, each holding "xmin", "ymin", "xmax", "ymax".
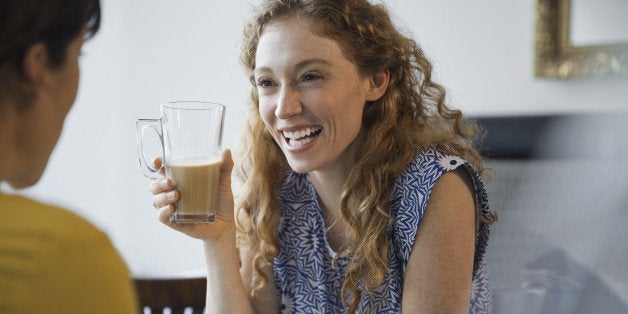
[{"xmin": 254, "ymin": 17, "xmax": 373, "ymax": 174}]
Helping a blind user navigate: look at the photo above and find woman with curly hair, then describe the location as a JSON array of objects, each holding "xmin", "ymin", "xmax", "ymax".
[{"xmin": 151, "ymin": 0, "xmax": 496, "ymax": 312}]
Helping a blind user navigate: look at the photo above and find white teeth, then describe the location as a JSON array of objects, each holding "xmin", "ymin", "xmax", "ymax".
[
  {"xmin": 291, "ymin": 136, "xmax": 315, "ymax": 147},
  {"xmin": 282, "ymin": 126, "xmax": 322, "ymax": 141}
]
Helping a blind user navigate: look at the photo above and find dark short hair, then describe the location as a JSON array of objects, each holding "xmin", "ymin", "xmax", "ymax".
[{"xmin": 0, "ymin": 0, "xmax": 101, "ymax": 70}]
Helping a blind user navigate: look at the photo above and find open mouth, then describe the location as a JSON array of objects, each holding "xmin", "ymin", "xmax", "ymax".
[{"xmin": 281, "ymin": 126, "xmax": 322, "ymax": 147}]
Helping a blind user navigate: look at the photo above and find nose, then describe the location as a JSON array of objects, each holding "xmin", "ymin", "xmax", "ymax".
[{"xmin": 275, "ymin": 86, "xmax": 302, "ymax": 119}]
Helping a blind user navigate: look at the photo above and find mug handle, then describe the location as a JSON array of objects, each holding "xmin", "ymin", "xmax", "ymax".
[{"xmin": 135, "ymin": 119, "xmax": 164, "ymax": 179}]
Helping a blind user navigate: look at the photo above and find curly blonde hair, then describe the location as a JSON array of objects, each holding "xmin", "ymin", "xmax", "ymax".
[{"xmin": 235, "ymin": 0, "xmax": 494, "ymax": 312}]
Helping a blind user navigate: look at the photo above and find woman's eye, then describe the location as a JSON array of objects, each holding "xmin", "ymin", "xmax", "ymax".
[
  {"xmin": 301, "ymin": 73, "xmax": 323, "ymax": 82},
  {"xmin": 256, "ymin": 78, "xmax": 275, "ymax": 87}
]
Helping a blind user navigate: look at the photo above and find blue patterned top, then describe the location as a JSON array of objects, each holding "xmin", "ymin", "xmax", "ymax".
[{"xmin": 274, "ymin": 147, "xmax": 493, "ymax": 313}]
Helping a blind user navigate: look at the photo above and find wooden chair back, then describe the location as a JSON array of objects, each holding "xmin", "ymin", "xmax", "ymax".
[{"xmin": 134, "ymin": 277, "xmax": 206, "ymax": 314}]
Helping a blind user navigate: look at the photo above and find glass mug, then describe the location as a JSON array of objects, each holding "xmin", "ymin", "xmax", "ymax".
[{"xmin": 136, "ymin": 101, "xmax": 225, "ymax": 224}]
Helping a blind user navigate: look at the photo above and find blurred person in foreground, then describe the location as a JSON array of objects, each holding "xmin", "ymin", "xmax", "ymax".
[
  {"xmin": 0, "ymin": 0, "xmax": 138, "ymax": 313},
  {"xmin": 150, "ymin": 0, "xmax": 497, "ymax": 313}
]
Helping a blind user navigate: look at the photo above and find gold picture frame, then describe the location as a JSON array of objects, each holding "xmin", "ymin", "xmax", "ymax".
[{"xmin": 535, "ymin": 0, "xmax": 628, "ymax": 79}]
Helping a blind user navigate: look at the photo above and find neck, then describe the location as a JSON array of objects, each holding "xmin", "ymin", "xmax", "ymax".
[
  {"xmin": 308, "ymin": 169, "xmax": 346, "ymax": 216},
  {"xmin": 0, "ymin": 103, "xmax": 29, "ymax": 186},
  {"xmin": 307, "ymin": 131, "xmax": 363, "ymax": 216},
  {"xmin": 308, "ymin": 159, "xmax": 358, "ymax": 252}
]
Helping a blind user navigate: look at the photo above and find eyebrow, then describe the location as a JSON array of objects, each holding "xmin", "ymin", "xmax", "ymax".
[{"xmin": 253, "ymin": 58, "xmax": 333, "ymax": 77}]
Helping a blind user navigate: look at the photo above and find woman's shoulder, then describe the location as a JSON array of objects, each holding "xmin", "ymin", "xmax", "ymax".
[
  {"xmin": 408, "ymin": 146, "xmax": 468, "ymax": 174},
  {"xmin": 389, "ymin": 146, "xmax": 486, "ymax": 234},
  {"xmin": 389, "ymin": 147, "xmax": 492, "ymax": 270},
  {"xmin": 393, "ymin": 147, "xmax": 469, "ymax": 193}
]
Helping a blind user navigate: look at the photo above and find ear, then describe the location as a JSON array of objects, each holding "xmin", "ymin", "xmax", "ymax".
[
  {"xmin": 22, "ymin": 42, "xmax": 50, "ymax": 85},
  {"xmin": 366, "ymin": 70, "xmax": 390, "ymax": 102}
]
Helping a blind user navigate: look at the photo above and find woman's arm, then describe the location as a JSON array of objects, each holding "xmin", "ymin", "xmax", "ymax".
[
  {"xmin": 401, "ymin": 168, "xmax": 477, "ymax": 313},
  {"xmin": 200, "ymin": 226, "xmax": 254, "ymax": 313},
  {"xmin": 151, "ymin": 149, "xmax": 261, "ymax": 313}
]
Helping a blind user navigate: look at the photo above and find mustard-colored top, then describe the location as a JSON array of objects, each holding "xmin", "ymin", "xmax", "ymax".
[{"xmin": 0, "ymin": 193, "xmax": 138, "ymax": 314}]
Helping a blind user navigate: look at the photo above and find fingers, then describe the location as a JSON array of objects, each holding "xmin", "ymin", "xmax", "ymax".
[
  {"xmin": 220, "ymin": 149, "xmax": 234, "ymax": 191},
  {"xmin": 150, "ymin": 177, "xmax": 177, "ymax": 209},
  {"xmin": 150, "ymin": 177, "xmax": 172, "ymax": 195},
  {"xmin": 156, "ymin": 204, "xmax": 191, "ymax": 234},
  {"xmin": 152, "ymin": 157, "xmax": 165, "ymax": 176},
  {"xmin": 157, "ymin": 204, "xmax": 175, "ymax": 224},
  {"xmin": 152, "ymin": 190, "xmax": 178, "ymax": 209},
  {"xmin": 156, "ymin": 205, "xmax": 218, "ymax": 240},
  {"xmin": 152, "ymin": 157, "xmax": 162, "ymax": 169},
  {"xmin": 214, "ymin": 149, "xmax": 236, "ymax": 222}
]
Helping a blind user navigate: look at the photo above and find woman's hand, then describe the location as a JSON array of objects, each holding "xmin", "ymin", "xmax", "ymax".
[{"xmin": 149, "ymin": 149, "xmax": 236, "ymax": 242}]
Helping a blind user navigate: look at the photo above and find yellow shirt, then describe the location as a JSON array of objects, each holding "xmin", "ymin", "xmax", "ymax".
[{"xmin": 0, "ymin": 193, "xmax": 138, "ymax": 314}]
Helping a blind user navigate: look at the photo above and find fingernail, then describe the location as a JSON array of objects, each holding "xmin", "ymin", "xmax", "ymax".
[
  {"xmin": 167, "ymin": 191, "xmax": 176, "ymax": 201},
  {"xmin": 161, "ymin": 180, "xmax": 169, "ymax": 189}
]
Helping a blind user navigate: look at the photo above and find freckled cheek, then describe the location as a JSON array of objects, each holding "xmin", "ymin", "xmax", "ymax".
[
  {"xmin": 258, "ymin": 98, "xmax": 275, "ymax": 125},
  {"xmin": 257, "ymin": 98, "xmax": 281, "ymax": 141}
]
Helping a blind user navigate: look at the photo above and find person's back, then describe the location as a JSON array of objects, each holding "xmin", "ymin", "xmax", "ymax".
[
  {"xmin": 0, "ymin": 0, "xmax": 138, "ymax": 312},
  {"xmin": 0, "ymin": 193, "xmax": 138, "ymax": 313}
]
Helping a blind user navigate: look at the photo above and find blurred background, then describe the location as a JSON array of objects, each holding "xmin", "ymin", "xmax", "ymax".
[{"xmin": 1, "ymin": 0, "xmax": 627, "ymax": 312}]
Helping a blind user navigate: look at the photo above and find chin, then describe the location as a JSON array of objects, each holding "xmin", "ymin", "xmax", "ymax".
[
  {"xmin": 286, "ymin": 159, "xmax": 316, "ymax": 174},
  {"xmin": 9, "ymin": 165, "xmax": 47, "ymax": 190},
  {"xmin": 8, "ymin": 176, "xmax": 41, "ymax": 190}
]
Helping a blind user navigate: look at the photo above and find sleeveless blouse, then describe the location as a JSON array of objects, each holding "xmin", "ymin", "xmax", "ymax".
[{"xmin": 274, "ymin": 147, "xmax": 493, "ymax": 313}]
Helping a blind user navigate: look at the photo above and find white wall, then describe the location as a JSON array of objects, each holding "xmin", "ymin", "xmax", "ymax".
[{"xmin": 6, "ymin": 0, "xmax": 628, "ymax": 277}]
